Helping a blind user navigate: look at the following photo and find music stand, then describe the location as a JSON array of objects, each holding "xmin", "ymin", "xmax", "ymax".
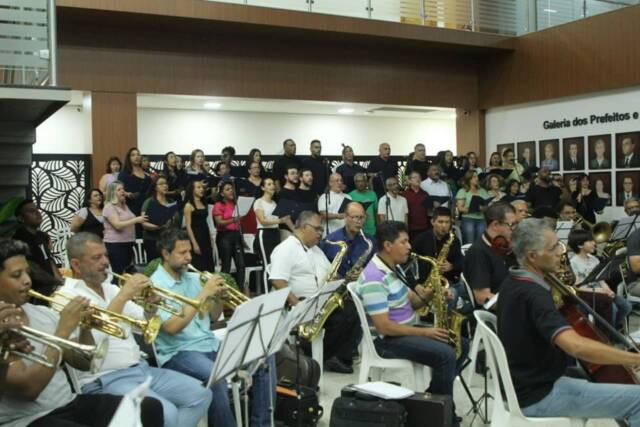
[
  {"xmin": 611, "ymin": 214, "xmax": 640, "ymax": 241},
  {"xmin": 555, "ymin": 221, "xmax": 573, "ymax": 244},
  {"xmin": 206, "ymin": 287, "xmax": 290, "ymax": 427}
]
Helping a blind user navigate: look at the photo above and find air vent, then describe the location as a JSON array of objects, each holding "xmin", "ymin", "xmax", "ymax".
[{"xmin": 367, "ymin": 107, "xmax": 439, "ymax": 114}]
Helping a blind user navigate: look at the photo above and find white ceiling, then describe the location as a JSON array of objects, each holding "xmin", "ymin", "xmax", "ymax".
[{"xmin": 69, "ymin": 91, "xmax": 456, "ymax": 120}]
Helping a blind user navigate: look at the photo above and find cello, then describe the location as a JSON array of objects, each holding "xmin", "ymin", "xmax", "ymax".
[{"xmin": 545, "ymin": 272, "xmax": 640, "ymax": 384}]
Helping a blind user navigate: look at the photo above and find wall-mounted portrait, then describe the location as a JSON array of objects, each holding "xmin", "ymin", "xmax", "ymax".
[
  {"xmin": 587, "ymin": 134, "xmax": 611, "ymax": 170},
  {"xmin": 615, "ymin": 132, "xmax": 640, "ymax": 168},
  {"xmin": 562, "ymin": 137, "xmax": 584, "ymax": 171},
  {"xmin": 589, "ymin": 172, "xmax": 612, "ymax": 208},
  {"xmin": 517, "ymin": 141, "xmax": 536, "ymax": 170},
  {"xmin": 616, "ymin": 171, "xmax": 640, "ymax": 206},
  {"xmin": 497, "ymin": 143, "xmax": 515, "ymax": 159},
  {"xmin": 539, "ymin": 139, "xmax": 560, "ymax": 171}
]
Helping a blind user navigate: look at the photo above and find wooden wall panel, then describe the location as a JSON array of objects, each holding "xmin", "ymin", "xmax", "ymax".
[
  {"xmin": 479, "ymin": 5, "xmax": 640, "ymax": 109},
  {"xmin": 57, "ymin": 26, "xmax": 480, "ymax": 109},
  {"xmin": 456, "ymin": 109, "xmax": 485, "ymax": 164},
  {"xmin": 91, "ymin": 92, "xmax": 137, "ymax": 187}
]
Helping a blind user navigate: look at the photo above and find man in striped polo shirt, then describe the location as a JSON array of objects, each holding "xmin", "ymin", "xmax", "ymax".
[{"xmin": 355, "ymin": 221, "xmax": 461, "ymax": 426}]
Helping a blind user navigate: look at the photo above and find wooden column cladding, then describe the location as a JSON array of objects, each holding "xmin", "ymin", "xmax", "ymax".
[
  {"xmin": 91, "ymin": 92, "xmax": 137, "ymax": 187},
  {"xmin": 456, "ymin": 109, "xmax": 485, "ymax": 165}
]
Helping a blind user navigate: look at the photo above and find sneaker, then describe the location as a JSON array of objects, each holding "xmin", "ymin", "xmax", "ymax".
[{"xmin": 325, "ymin": 356, "xmax": 354, "ymax": 374}]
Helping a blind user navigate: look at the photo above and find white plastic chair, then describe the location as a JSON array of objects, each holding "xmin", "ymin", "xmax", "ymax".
[
  {"xmin": 241, "ymin": 233, "xmax": 263, "ymax": 292},
  {"xmin": 347, "ymin": 283, "xmax": 429, "ymax": 391},
  {"xmin": 461, "ymin": 272, "xmax": 483, "ymax": 386},
  {"xmin": 473, "ymin": 311, "xmax": 586, "ymax": 427},
  {"xmin": 133, "ymin": 239, "xmax": 148, "ymax": 265}
]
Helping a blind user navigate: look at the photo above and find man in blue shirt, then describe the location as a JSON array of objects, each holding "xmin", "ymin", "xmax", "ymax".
[
  {"xmin": 318, "ymin": 202, "xmax": 375, "ymax": 373},
  {"xmin": 151, "ymin": 229, "xmax": 276, "ymax": 427}
]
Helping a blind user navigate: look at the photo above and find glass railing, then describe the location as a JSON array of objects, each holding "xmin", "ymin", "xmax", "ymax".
[
  {"xmin": 0, "ymin": 0, "xmax": 57, "ymax": 86},
  {"xmin": 203, "ymin": 0, "xmax": 637, "ymax": 35}
]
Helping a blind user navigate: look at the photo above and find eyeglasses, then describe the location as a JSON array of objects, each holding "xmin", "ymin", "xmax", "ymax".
[
  {"xmin": 500, "ymin": 221, "xmax": 516, "ymax": 230},
  {"xmin": 304, "ymin": 224, "xmax": 323, "ymax": 233}
]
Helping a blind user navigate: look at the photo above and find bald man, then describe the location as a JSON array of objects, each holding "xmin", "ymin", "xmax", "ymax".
[
  {"xmin": 511, "ymin": 200, "xmax": 529, "ymax": 224},
  {"xmin": 317, "ymin": 173, "xmax": 352, "ymax": 236},
  {"xmin": 367, "ymin": 143, "xmax": 399, "ymax": 198}
]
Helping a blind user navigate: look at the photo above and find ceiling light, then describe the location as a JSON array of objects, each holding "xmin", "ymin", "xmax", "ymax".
[
  {"xmin": 449, "ymin": 113, "xmax": 457, "ymax": 119},
  {"xmin": 543, "ymin": 8, "xmax": 557, "ymax": 13},
  {"xmin": 338, "ymin": 108, "xmax": 354, "ymax": 114},
  {"xmin": 204, "ymin": 102, "xmax": 221, "ymax": 109}
]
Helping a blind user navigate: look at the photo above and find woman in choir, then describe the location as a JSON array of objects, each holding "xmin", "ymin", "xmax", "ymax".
[
  {"xmin": 70, "ymin": 188, "xmax": 105, "ymax": 238},
  {"xmin": 456, "ymin": 170, "xmax": 489, "ymax": 244},
  {"xmin": 253, "ymin": 177, "xmax": 293, "ymax": 267},
  {"xmin": 213, "ymin": 182, "xmax": 246, "ymax": 291},
  {"xmin": 502, "ymin": 148, "xmax": 524, "ymax": 181},
  {"xmin": 463, "ymin": 151, "xmax": 483, "ymax": 175},
  {"xmin": 118, "ymin": 147, "xmax": 152, "ymax": 238},
  {"xmin": 141, "ymin": 176, "xmax": 181, "ymax": 260},
  {"xmin": 485, "ymin": 173, "xmax": 506, "ymax": 205},
  {"xmin": 502, "ymin": 179, "xmax": 522, "ymax": 203},
  {"xmin": 103, "ymin": 181, "xmax": 147, "ymax": 274},
  {"xmin": 162, "ymin": 151, "xmax": 184, "ymax": 202},
  {"xmin": 572, "ymin": 173, "xmax": 598, "ymax": 224},
  {"xmin": 486, "ymin": 151, "xmax": 502, "ymax": 172},
  {"xmin": 248, "ymin": 148, "xmax": 267, "ymax": 178},
  {"xmin": 183, "ymin": 180, "xmax": 216, "ymax": 272},
  {"xmin": 184, "ymin": 148, "xmax": 211, "ymax": 188},
  {"xmin": 98, "ymin": 156, "xmax": 122, "ymax": 194},
  {"xmin": 246, "ymin": 161, "xmax": 264, "ymax": 197}
]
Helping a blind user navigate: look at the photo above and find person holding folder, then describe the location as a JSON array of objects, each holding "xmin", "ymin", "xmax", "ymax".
[
  {"xmin": 377, "ymin": 177, "xmax": 408, "ymax": 226},
  {"xmin": 212, "ymin": 182, "xmax": 246, "ymax": 292},
  {"xmin": 456, "ymin": 170, "xmax": 490, "ymax": 244}
]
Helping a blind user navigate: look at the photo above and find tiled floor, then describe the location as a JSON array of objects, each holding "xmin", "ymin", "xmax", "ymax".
[{"xmin": 314, "ymin": 313, "xmax": 640, "ymax": 427}]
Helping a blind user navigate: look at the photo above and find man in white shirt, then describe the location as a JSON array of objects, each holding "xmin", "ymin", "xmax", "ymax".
[
  {"xmin": 270, "ymin": 211, "xmax": 358, "ymax": 373},
  {"xmin": 377, "ymin": 177, "xmax": 408, "ymax": 226},
  {"xmin": 58, "ymin": 232, "xmax": 211, "ymax": 427},
  {"xmin": 318, "ymin": 173, "xmax": 352, "ymax": 235},
  {"xmin": 624, "ymin": 198, "xmax": 640, "ymax": 216},
  {"xmin": 420, "ymin": 165, "xmax": 451, "ymax": 209},
  {"xmin": 270, "ymin": 211, "xmax": 331, "ymax": 306},
  {"xmin": 0, "ymin": 238, "xmax": 165, "ymax": 427}
]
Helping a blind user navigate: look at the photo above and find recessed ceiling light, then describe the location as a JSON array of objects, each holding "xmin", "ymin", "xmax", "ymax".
[
  {"xmin": 543, "ymin": 8, "xmax": 557, "ymax": 13},
  {"xmin": 338, "ymin": 108, "xmax": 354, "ymax": 114},
  {"xmin": 204, "ymin": 102, "xmax": 221, "ymax": 109},
  {"xmin": 449, "ymin": 113, "xmax": 457, "ymax": 119}
]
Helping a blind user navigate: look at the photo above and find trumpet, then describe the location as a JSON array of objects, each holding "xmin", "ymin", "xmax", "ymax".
[
  {"xmin": 2, "ymin": 325, "xmax": 109, "ymax": 374},
  {"xmin": 28, "ymin": 290, "xmax": 161, "ymax": 344},
  {"xmin": 111, "ymin": 272, "xmax": 211, "ymax": 317},
  {"xmin": 187, "ymin": 264, "xmax": 249, "ymax": 309}
]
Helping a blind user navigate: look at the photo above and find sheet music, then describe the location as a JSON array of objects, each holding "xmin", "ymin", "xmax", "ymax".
[
  {"xmin": 236, "ymin": 196, "xmax": 255, "ymax": 217},
  {"xmin": 555, "ymin": 221, "xmax": 574, "ymax": 242},
  {"xmin": 611, "ymin": 216, "xmax": 635, "ymax": 241}
]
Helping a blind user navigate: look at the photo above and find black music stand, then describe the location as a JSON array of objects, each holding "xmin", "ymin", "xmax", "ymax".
[{"xmin": 206, "ymin": 287, "xmax": 290, "ymax": 427}]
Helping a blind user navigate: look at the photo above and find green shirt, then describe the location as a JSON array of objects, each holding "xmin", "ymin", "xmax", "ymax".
[
  {"xmin": 456, "ymin": 187, "xmax": 489, "ymax": 220},
  {"xmin": 349, "ymin": 189, "xmax": 378, "ymax": 236}
]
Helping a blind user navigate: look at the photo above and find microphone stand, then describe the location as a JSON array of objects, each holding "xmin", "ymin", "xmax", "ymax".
[{"xmin": 324, "ymin": 157, "xmax": 331, "ymax": 236}]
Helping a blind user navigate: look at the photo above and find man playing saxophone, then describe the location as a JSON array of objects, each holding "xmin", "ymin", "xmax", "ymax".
[
  {"xmin": 56, "ymin": 232, "xmax": 212, "ymax": 427},
  {"xmin": 271, "ymin": 210, "xmax": 359, "ymax": 373},
  {"xmin": 0, "ymin": 238, "xmax": 165, "ymax": 426},
  {"xmin": 354, "ymin": 221, "xmax": 463, "ymax": 427},
  {"xmin": 315, "ymin": 202, "xmax": 376, "ymax": 373}
]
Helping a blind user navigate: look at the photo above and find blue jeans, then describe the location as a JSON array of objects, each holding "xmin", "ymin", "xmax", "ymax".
[
  {"xmin": 522, "ymin": 376, "xmax": 640, "ymax": 425},
  {"xmin": 81, "ymin": 360, "xmax": 211, "ymax": 427},
  {"xmin": 460, "ymin": 217, "xmax": 485, "ymax": 245},
  {"xmin": 613, "ymin": 295, "xmax": 633, "ymax": 330},
  {"xmin": 164, "ymin": 350, "xmax": 277, "ymax": 427}
]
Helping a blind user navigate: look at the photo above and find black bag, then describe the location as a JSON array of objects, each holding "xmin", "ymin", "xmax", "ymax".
[
  {"xmin": 275, "ymin": 342, "xmax": 321, "ymax": 390},
  {"xmin": 330, "ymin": 396, "xmax": 406, "ymax": 427},
  {"xmin": 275, "ymin": 383, "xmax": 323, "ymax": 427}
]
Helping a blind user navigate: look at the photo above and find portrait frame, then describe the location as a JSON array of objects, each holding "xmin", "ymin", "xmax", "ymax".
[
  {"xmin": 539, "ymin": 139, "xmax": 560, "ymax": 171},
  {"xmin": 562, "ymin": 137, "xmax": 585, "ymax": 171},
  {"xmin": 587, "ymin": 134, "xmax": 612, "ymax": 170},
  {"xmin": 616, "ymin": 171, "xmax": 640, "ymax": 207},
  {"xmin": 615, "ymin": 131, "xmax": 640, "ymax": 169},
  {"xmin": 589, "ymin": 172, "xmax": 612, "ymax": 208},
  {"xmin": 516, "ymin": 141, "xmax": 536, "ymax": 171}
]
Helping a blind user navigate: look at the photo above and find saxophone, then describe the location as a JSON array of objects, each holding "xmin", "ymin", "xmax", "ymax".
[
  {"xmin": 418, "ymin": 231, "xmax": 455, "ymax": 317},
  {"xmin": 297, "ymin": 235, "xmax": 371, "ymax": 341},
  {"xmin": 412, "ymin": 252, "xmax": 464, "ymax": 358}
]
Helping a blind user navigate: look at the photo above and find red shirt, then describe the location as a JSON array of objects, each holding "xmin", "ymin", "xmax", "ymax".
[
  {"xmin": 402, "ymin": 187, "xmax": 429, "ymax": 231},
  {"xmin": 212, "ymin": 201, "xmax": 240, "ymax": 232}
]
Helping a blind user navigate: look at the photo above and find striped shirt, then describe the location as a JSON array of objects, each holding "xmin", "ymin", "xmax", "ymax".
[{"xmin": 355, "ymin": 254, "xmax": 417, "ymax": 333}]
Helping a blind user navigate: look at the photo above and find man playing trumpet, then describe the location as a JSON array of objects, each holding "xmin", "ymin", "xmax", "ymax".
[
  {"xmin": 57, "ymin": 232, "xmax": 212, "ymax": 427},
  {"xmin": 0, "ymin": 238, "xmax": 165, "ymax": 427},
  {"xmin": 151, "ymin": 228, "xmax": 276, "ymax": 427}
]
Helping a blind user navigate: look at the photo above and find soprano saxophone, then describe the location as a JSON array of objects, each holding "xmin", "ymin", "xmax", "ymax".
[
  {"xmin": 298, "ymin": 234, "xmax": 371, "ymax": 342},
  {"xmin": 412, "ymin": 251, "xmax": 464, "ymax": 358}
]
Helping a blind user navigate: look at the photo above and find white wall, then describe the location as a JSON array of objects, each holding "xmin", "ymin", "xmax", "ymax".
[
  {"xmin": 35, "ymin": 105, "xmax": 92, "ymax": 154},
  {"xmin": 486, "ymin": 85, "xmax": 640, "ymax": 221},
  {"xmin": 137, "ymin": 109, "xmax": 456, "ymax": 157}
]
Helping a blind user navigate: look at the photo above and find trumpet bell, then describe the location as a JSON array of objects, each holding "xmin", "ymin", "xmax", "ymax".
[
  {"xmin": 89, "ymin": 338, "xmax": 110, "ymax": 374},
  {"xmin": 593, "ymin": 222, "xmax": 612, "ymax": 244},
  {"xmin": 142, "ymin": 316, "xmax": 162, "ymax": 344}
]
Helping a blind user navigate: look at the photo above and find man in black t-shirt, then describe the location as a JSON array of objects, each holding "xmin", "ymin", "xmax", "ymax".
[
  {"xmin": 277, "ymin": 166, "xmax": 301, "ymax": 203},
  {"xmin": 367, "ymin": 143, "xmax": 398, "ymax": 198},
  {"xmin": 406, "ymin": 143, "xmax": 430, "ymax": 181},
  {"xmin": 272, "ymin": 139, "xmax": 302, "ymax": 189},
  {"xmin": 525, "ymin": 167, "xmax": 561, "ymax": 210},
  {"xmin": 298, "ymin": 168, "xmax": 318, "ymax": 205},
  {"xmin": 301, "ymin": 140, "xmax": 329, "ymax": 196},
  {"xmin": 463, "ymin": 202, "xmax": 516, "ymax": 305},
  {"xmin": 12, "ymin": 200, "xmax": 62, "ymax": 297},
  {"xmin": 498, "ymin": 218, "xmax": 640, "ymax": 423}
]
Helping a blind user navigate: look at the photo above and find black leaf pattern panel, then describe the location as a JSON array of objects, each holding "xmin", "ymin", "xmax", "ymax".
[{"xmin": 29, "ymin": 155, "xmax": 91, "ymax": 265}]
